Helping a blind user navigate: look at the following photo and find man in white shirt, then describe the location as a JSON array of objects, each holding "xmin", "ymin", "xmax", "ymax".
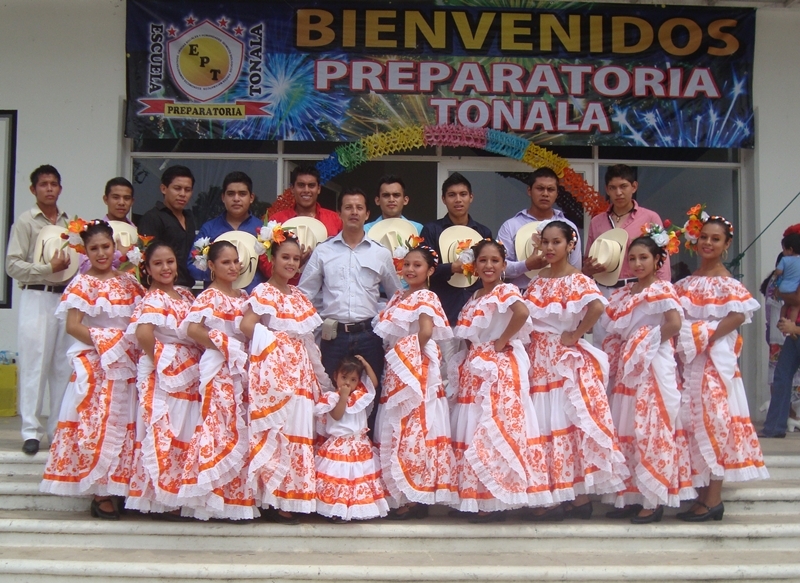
[
  {"xmin": 498, "ymin": 167, "xmax": 582, "ymax": 289},
  {"xmin": 6, "ymin": 165, "xmax": 73, "ymax": 454},
  {"xmin": 299, "ymin": 187, "xmax": 402, "ymax": 433}
]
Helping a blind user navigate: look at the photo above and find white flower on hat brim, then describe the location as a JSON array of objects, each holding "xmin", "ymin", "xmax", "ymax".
[
  {"xmin": 33, "ymin": 225, "xmax": 80, "ymax": 283},
  {"xmin": 367, "ymin": 218, "xmax": 419, "ymax": 252},
  {"xmin": 439, "ymin": 225, "xmax": 483, "ymax": 288},
  {"xmin": 107, "ymin": 221, "xmax": 139, "ymax": 250},
  {"xmin": 514, "ymin": 221, "xmax": 543, "ymax": 279},
  {"xmin": 214, "ymin": 231, "xmax": 259, "ymax": 289},
  {"xmin": 588, "ymin": 228, "xmax": 629, "ymax": 287}
]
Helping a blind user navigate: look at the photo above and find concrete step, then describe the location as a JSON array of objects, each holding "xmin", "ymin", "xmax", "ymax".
[
  {"xmin": 0, "ymin": 511, "xmax": 799, "ymax": 554},
  {"xmin": 1, "ymin": 546, "xmax": 799, "ymax": 582}
]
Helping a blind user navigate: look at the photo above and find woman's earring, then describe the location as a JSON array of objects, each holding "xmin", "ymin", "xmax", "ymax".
[
  {"xmin": 145, "ymin": 274, "xmax": 152, "ymax": 286},
  {"xmin": 723, "ymin": 249, "xmax": 729, "ymax": 259},
  {"xmin": 210, "ymin": 270, "xmax": 216, "ymax": 282},
  {"xmin": 501, "ymin": 270, "xmax": 506, "ymax": 281}
]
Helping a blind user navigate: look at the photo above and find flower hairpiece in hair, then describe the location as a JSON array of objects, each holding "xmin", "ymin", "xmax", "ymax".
[
  {"xmin": 191, "ymin": 237, "xmax": 212, "ymax": 271},
  {"xmin": 61, "ymin": 217, "xmax": 90, "ymax": 253},
  {"xmin": 456, "ymin": 239, "xmax": 475, "ymax": 283},
  {"xmin": 707, "ymin": 215, "xmax": 734, "ymax": 237},
  {"xmin": 391, "ymin": 234, "xmax": 425, "ymax": 273},
  {"xmin": 641, "ymin": 222, "xmax": 682, "ymax": 256},
  {"xmin": 256, "ymin": 220, "xmax": 297, "ymax": 261},
  {"xmin": 118, "ymin": 234, "xmax": 154, "ymax": 276},
  {"xmin": 683, "ymin": 204, "xmax": 710, "ymax": 253}
]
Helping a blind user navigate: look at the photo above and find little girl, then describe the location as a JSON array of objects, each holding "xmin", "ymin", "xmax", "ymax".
[
  {"xmin": 449, "ymin": 239, "xmax": 551, "ymax": 523},
  {"xmin": 600, "ymin": 229, "xmax": 693, "ymax": 523},
  {"xmin": 373, "ymin": 244, "xmax": 457, "ymax": 519},
  {"xmin": 41, "ymin": 220, "xmax": 144, "ymax": 519},
  {"xmin": 315, "ymin": 355, "xmax": 389, "ymax": 522},
  {"xmin": 126, "ymin": 241, "xmax": 203, "ymax": 516},
  {"xmin": 182, "ymin": 240, "xmax": 256, "ymax": 520},
  {"xmin": 775, "ymin": 232, "xmax": 800, "ymax": 325},
  {"xmin": 240, "ymin": 232, "xmax": 327, "ymax": 524},
  {"xmin": 523, "ymin": 220, "xmax": 627, "ymax": 521}
]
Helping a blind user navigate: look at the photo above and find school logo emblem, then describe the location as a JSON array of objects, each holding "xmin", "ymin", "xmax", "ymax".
[{"xmin": 167, "ymin": 20, "xmax": 244, "ymax": 102}]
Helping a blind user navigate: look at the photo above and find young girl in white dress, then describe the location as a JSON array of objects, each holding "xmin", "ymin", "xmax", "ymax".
[
  {"xmin": 182, "ymin": 241, "xmax": 256, "ymax": 520},
  {"xmin": 523, "ymin": 220, "xmax": 627, "ymax": 521},
  {"xmin": 601, "ymin": 229, "xmax": 692, "ymax": 523},
  {"xmin": 41, "ymin": 220, "xmax": 144, "ymax": 519},
  {"xmin": 315, "ymin": 355, "xmax": 389, "ymax": 522},
  {"xmin": 449, "ymin": 239, "xmax": 552, "ymax": 523},
  {"xmin": 373, "ymin": 244, "xmax": 457, "ymax": 519}
]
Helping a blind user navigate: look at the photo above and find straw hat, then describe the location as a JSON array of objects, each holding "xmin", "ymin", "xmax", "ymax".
[
  {"xmin": 214, "ymin": 231, "xmax": 259, "ymax": 289},
  {"xmin": 439, "ymin": 225, "xmax": 483, "ymax": 288},
  {"xmin": 33, "ymin": 225, "xmax": 79, "ymax": 283},
  {"xmin": 107, "ymin": 220, "xmax": 139, "ymax": 250},
  {"xmin": 281, "ymin": 217, "xmax": 328, "ymax": 252},
  {"xmin": 367, "ymin": 218, "xmax": 419, "ymax": 252},
  {"xmin": 587, "ymin": 228, "xmax": 629, "ymax": 287},
  {"xmin": 514, "ymin": 221, "xmax": 543, "ymax": 280}
]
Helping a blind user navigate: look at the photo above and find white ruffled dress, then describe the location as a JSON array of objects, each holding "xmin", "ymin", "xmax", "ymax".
[
  {"xmin": 41, "ymin": 273, "xmax": 143, "ymax": 498},
  {"xmin": 524, "ymin": 273, "xmax": 628, "ymax": 502},
  {"xmin": 178, "ymin": 288, "xmax": 257, "ymax": 520},
  {"xmin": 674, "ymin": 275, "xmax": 768, "ymax": 485},
  {"xmin": 449, "ymin": 283, "xmax": 553, "ymax": 512},
  {"xmin": 373, "ymin": 289, "xmax": 458, "ymax": 507},
  {"xmin": 600, "ymin": 280, "xmax": 695, "ymax": 509}
]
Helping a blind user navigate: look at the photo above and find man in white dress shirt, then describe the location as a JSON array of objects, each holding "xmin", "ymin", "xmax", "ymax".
[{"xmin": 299, "ymin": 187, "xmax": 402, "ymax": 433}]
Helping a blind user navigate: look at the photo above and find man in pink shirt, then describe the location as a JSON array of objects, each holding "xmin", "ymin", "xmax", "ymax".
[{"xmin": 583, "ymin": 164, "xmax": 670, "ymax": 345}]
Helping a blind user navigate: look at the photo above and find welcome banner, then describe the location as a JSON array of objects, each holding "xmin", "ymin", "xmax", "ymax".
[{"xmin": 125, "ymin": 0, "xmax": 755, "ymax": 147}]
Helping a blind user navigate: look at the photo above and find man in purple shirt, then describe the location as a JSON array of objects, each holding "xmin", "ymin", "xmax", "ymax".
[
  {"xmin": 498, "ymin": 168, "xmax": 582, "ymax": 289},
  {"xmin": 78, "ymin": 177, "xmax": 135, "ymax": 274}
]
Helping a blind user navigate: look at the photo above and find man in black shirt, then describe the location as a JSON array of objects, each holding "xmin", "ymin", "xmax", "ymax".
[
  {"xmin": 137, "ymin": 165, "xmax": 197, "ymax": 288},
  {"xmin": 420, "ymin": 172, "xmax": 492, "ymax": 326}
]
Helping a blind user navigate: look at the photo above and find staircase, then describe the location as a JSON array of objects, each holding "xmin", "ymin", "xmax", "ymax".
[{"xmin": 1, "ymin": 417, "xmax": 800, "ymax": 582}]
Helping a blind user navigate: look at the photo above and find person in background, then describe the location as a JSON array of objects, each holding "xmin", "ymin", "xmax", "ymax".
[
  {"xmin": 6, "ymin": 165, "xmax": 73, "ymax": 455},
  {"xmin": 187, "ymin": 171, "xmax": 265, "ymax": 293},
  {"xmin": 79, "ymin": 177, "xmax": 135, "ymax": 274},
  {"xmin": 364, "ymin": 174, "xmax": 423, "ymax": 234},
  {"xmin": 498, "ymin": 168, "xmax": 582, "ymax": 289},
  {"xmin": 137, "ymin": 165, "xmax": 196, "ymax": 289}
]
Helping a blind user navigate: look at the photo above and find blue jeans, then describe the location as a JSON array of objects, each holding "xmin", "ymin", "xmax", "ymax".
[
  {"xmin": 320, "ymin": 329, "xmax": 385, "ymax": 436},
  {"xmin": 763, "ymin": 334, "xmax": 800, "ymax": 436}
]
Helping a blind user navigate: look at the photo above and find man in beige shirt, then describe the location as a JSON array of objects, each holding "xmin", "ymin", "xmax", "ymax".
[{"xmin": 6, "ymin": 165, "xmax": 73, "ymax": 454}]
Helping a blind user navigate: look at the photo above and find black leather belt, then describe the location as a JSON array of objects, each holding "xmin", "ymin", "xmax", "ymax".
[
  {"xmin": 607, "ymin": 278, "xmax": 637, "ymax": 289},
  {"xmin": 337, "ymin": 319, "xmax": 372, "ymax": 333},
  {"xmin": 22, "ymin": 284, "xmax": 66, "ymax": 293}
]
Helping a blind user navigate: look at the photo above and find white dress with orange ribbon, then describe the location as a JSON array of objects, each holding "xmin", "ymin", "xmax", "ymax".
[
  {"xmin": 600, "ymin": 281, "xmax": 695, "ymax": 509},
  {"xmin": 315, "ymin": 378, "xmax": 390, "ymax": 520},
  {"xmin": 449, "ymin": 283, "xmax": 553, "ymax": 512},
  {"xmin": 41, "ymin": 273, "xmax": 143, "ymax": 498},
  {"xmin": 674, "ymin": 276, "xmax": 768, "ymax": 485},
  {"xmin": 245, "ymin": 283, "xmax": 328, "ymax": 514},
  {"xmin": 524, "ymin": 273, "xmax": 628, "ymax": 502},
  {"xmin": 373, "ymin": 289, "xmax": 458, "ymax": 507},
  {"xmin": 178, "ymin": 288, "xmax": 256, "ymax": 520},
  {"xmin": 125, "ymin": 287, "xmax": 203, "ymax": 513}
]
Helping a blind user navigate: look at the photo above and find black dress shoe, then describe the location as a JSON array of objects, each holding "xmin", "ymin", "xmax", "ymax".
[
  {"xmin": 523, "ymin": 504, "xmax": 565, "ymax": 522},
  {"xmin": 22, "ymin": 439, "xmax": 39, "ymax": 455},
  {"xmin": 678, "ymin": 502, "xmax": 724, "ymax": 522},
  {"xmin": 90, "ymin": 498, "xmax": 120, "ymax": 520},
  {"xmin": 386, "ymin": 504, "xmax": 429, "ymax": 521},
  {"xmin": 757, "ymin": 431, "xmax": 786, "ymax": 439},
  {"xmin": 467, "ymin": 511, "xmax": 505, "ymax": 524},
  {"xmin": 563, "ymin": 501, "xmax": 593, "ymax": 520},
  {"xmin": 606, "ymin": 504, "xmax": 643, "ymax": 519},
  {"xmin": 630, "ymin": 505, "xmax": 663, "ymax": 524},
  {"xmin": 261, "ymin": 508, "xmax": 300, "ymax": 525}
]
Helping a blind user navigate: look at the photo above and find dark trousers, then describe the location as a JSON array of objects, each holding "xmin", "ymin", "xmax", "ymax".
[
  {"xmin": 763, "ymin": 334, "xmax": 800, "ymax": 436},
  {"xmin": 320, "ymin": 328, "xmax": 385, "ymax": 437}
]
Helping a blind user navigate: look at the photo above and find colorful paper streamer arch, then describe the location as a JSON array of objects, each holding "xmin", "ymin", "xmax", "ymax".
[{"xmin": 268, "ymin": 124, "xmax": 608, "ymax": 218}]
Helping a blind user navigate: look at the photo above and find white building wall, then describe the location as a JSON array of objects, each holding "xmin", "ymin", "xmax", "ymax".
[
  {"xmin": 0, "ymin": 0, "xmax": 127, "ymax": 348},
  {"xmin": 0, "ymin": 1, "xmax": 799, "ymax": 417}
]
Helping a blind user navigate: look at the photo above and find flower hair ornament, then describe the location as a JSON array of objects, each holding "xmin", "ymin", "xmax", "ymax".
[
  {"xmin": 456, "ymin": 239, "xmax": 476, "ymax": 284},
  {"xmin": 62, "ymin": 217, "xmax": 90, "ymax": 253},
  {"xmin": 117, "ymin": 233, "xmax": 154, "ymax": 277},
  {"xmin": 641, "ymin": 222, "xmax": 682, "ymax": 261},
  {"xmin": 391, "ymin": 234, "xmax": 427, "ymax": 273},
  {"xmin": 683, "ymin": 204, "xmax": 710, "ymax": 253},
  {"xmin": 256, "ymin": 220, "xmax": 297, "ymax": 261},
  {"xmin": 191, "ymin": 236, "xmax": 212, "ymax": 271}
]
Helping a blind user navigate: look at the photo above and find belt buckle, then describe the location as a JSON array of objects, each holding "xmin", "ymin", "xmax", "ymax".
[{"xmin": 344, "ymin": 322, "xmax": 354, "ymax": 333}]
